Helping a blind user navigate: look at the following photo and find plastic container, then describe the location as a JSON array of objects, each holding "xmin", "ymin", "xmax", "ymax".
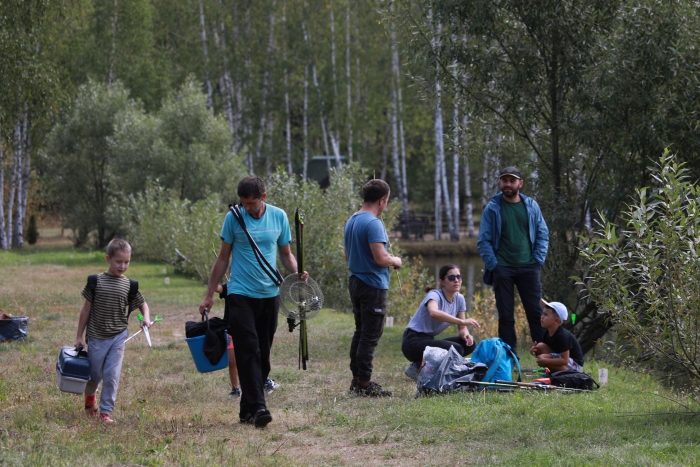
[
  {"xmin": 185, "ymin": 331, "xmax": 229, "ymax": 373},
  {"xmin": 56, "ymin": 363, "xmax": 89, "ymax": 394},
  {"xmin": 56, "ymin": 346, "xmax": 91, "ymax": 394}
]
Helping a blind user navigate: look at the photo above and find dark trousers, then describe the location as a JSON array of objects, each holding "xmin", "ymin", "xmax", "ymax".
[
  {"xmin": 348, "ymin": 276, "xmax": 387, "ymax": 382},
  {"xmin": 227, "ymin": 293, "xmax": 278, "ymax": 419},
  {"xmin": 492, "ymin": 264, "xmax": 546, "ymax": 352},
  {"xmin": 401, "ymin": 328, "xmax": 477, "ymax": 363}
]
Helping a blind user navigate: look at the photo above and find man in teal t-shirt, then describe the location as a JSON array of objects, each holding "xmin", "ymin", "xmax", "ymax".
[
  {"xmin": 200, "ymin": 176, "xmax": 307, "ymax": 428},
  {"xmin": 477, "ymin": 167, "xmax": 549, "ymax": 354}
]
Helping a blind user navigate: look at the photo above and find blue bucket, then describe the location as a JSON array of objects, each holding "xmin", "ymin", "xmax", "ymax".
[{"xmin": 185, "ymin": 332, "xmax": 229, "ymax": 373}]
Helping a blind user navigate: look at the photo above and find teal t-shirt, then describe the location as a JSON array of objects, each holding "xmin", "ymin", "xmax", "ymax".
[
  {"xmin": 220, "ymin": 204, "xmax": 292, "ymax": 298},
  {"xmin": 496, "ymin": 200, "xmax": 535, "ymax": 267}
]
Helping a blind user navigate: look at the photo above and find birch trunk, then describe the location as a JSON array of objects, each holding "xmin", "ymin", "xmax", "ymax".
[
  {"xmin": 216, "ymin": 0, "xmax": 236, "ymax": 151},
  {"xmin": 254, "ymin": 3, "xmax": 277, "ymax": 172},
  {"xmin": 282, "ymin": 0, "xmax": 292, "ymax": 175},
  {"xmin": 198, "ymin": 0, "xmax": 213, "ymax": 109},
  {"xmin": 390, "ymin": 11, "xmax": 408, "ymax": 218},
  {"xmin": 108, "ymin": 0, "xmax": 118, "ymax": 85},
  {"xmin": 345, "ymin": 0, "xmax": 353, "ymax": 161},
  {"xmin": 14, "ymin": 108, "xmax": 29, "ymax": 248},
  {"xmin": 303, "ymin": 64, "xmax": 309, "ymax": 179},
  {"xmin": 266, "ymin": 115, "xmax": 275, "ymax": 179},
  {"xmin": 0, "ymin": 116, "xmax": 5, "ymax": 250},
  {"xmin": 328, "ymin": 0, "xmax": 341, "ymax": 166},
  {"xmin": 462, "ymin": 112, "xmax": 475, "ymax": 237},
  {"xmin": 450, "ymin": 101, "xmax": 460, "ymax": 241},
  {"xmin": 431, "ymin": 14, "xmax": 452, "ymax": 240},
  {"xmin": 5, "ymin": 121, "xmax": 19, "ymax": 249}
]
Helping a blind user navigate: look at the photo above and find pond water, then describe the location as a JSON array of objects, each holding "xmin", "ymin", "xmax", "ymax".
[{"xmin": 415, "ymin": 255, "xmax": 491, "ymax": 311}]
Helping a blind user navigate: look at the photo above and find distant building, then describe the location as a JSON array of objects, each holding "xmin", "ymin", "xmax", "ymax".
[{"xmin": 305, "ymin": 155, "xmax": 347, "ymax": 188}]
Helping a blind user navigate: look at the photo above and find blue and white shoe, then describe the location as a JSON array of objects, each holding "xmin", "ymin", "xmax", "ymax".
[
  {"xmin": 404, "ymin": 361, "xmax": 421, "ymax": 380},
  {"xmin": 264, "ymin": 378, "xmax": 280, "ymax": 394}
]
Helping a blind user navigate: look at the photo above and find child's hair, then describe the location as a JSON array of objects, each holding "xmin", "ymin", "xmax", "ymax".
[
  {"xmin": 424, "ymin": 263, "xmax": 460, "ymax": 293},
  {"xmin": 362, "ymin": 179, "xmax": 390, "ymax": 202},
  {"xmin": 106, "ymin": 238, "xmax": 132, "ymax": 257},
  {"xmin": 237, "ymin": 176, "xmax": 266, "ymax": 198}
]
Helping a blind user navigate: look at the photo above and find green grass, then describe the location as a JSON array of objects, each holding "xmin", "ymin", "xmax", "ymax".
[{"xmin": 1, "ymin": 247, "xmax": 700, "ymax": 466}]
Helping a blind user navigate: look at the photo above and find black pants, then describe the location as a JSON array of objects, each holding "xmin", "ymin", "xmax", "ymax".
[
  {"xmin": 227, "ymin": 293, "xmax": 278, "ymax": 419},
  {"xmin": 348, "ymin": 276, "xmax": 387, "ymax": 383},
  {"xmin": 401, "ymin": 328, "xmax": 477, "ymax": 363},
  {"xmin": 492, "ymin": 264, "xmax": 545, "ymax": 352}
]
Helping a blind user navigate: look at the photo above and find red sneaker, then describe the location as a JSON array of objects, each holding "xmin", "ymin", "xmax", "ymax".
[
  {"xmin": 100, "ymin": 413, "xmax": 115, "ymax": 424},
  {"xmin": 84, "ymin": 394, "xmax": 98, "ymax": 416}
]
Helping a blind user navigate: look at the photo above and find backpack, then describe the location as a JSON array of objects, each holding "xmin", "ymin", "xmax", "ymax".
[
  {"xmin": 87, "ymin": 274, "xmax": 139, "ymax": 319},
  {"xmin": 470, "ymin": 338, "xmax": 522, "ymax": 382},
  {"xmin": 549, "ymin": 370, "xmax": 599, "ymax": 390}
]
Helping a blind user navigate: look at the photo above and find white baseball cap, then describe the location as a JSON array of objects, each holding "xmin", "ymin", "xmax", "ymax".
[{"xmin": 540, "ymin": 298, "xmax": 568, "ymax": 322}]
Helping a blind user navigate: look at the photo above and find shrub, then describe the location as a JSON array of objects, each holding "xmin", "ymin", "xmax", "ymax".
[
  {"xmin": 26, "ymin": 215, "xmax": 39, "ymax": 245},
  {"xmin": 579, "ymin": 152, "xmax": 700, "ymax": 386}
]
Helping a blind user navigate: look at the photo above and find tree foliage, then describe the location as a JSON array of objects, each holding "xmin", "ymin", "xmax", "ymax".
[
  {"xmin": 579, "ymin": 153, "xmax": 700, "ymax": 385},
  {"xmin": 43, "ymin": 78, "xmax": 244, "ymax": 247}
]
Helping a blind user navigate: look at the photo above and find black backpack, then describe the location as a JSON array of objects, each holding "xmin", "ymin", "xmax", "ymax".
[{"xmin": 549, "ymin": 370, "xmax": 600, "ymax": 390}]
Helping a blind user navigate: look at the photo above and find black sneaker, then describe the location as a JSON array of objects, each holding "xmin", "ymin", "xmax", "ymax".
[
  {"xmin": 358, "ymin": 381, "xmax": 392, "ymax": 397},
  {"xmin": 348, "ymin": 379, "xmax": 360, "ymax": 395},
  {"xmin": 253, "ymin": 409, "xmax": 272, "ymax": 428},
  {"xmin": 228, "ymin": 387, "xmax": 241, "ymax": 399}
]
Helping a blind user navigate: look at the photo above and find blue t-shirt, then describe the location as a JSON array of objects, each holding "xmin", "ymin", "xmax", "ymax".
[
  {"xmin": 220, "ymin": 204, "xmax": 292, "ymax": 298},
  {"xmin": 344, "ymin": 211, "xmax": 390, "ymax": 290},
  {"xmin": 406, "ymin": 289, "xmax": 467, "ymax": 336}
]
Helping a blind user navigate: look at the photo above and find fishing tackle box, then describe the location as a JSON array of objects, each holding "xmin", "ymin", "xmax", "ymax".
[{"xmin": 56, "ymin": 346, "xmax": 91, "ymax": 394}]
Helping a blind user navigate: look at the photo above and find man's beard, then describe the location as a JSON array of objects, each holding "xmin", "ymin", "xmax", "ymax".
[{"xmin": 503, "ymin": 187, "xmax": 519, "ymax": 199}]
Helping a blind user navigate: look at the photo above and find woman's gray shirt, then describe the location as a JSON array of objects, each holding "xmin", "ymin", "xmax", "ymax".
[{"xmin": 406, "ymin": 289, "xmax": 466, "ymax": 336}]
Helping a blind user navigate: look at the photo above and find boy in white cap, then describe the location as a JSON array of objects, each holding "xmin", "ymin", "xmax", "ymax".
[{"xmin": 529, "ymin": 299, "xmax": 584, "ymax": 372}]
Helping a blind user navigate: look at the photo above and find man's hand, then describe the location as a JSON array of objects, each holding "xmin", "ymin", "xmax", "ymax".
[
  {"xmin": 392, "ymin": 257, "xmax": 402, "ymax": 270},
  {"xmin": 298, "ymin": 270, "xmax": 309, "ymax": 282},
  {"xmin": 199, "ymin": 297, "xmax": 213, "ymax": 317}
]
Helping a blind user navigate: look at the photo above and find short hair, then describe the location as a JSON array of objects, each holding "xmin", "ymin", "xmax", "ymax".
[
  {"xmin": 106, "ymin": 238, "xmax": 131, "ymax": 256},
  {"xmin": 362, "ymin": 179, "xmax": 390, "ymax": 203},
  {"xmin": 237, "ymin": 176, "xmax": 266, "ymax": 199}
]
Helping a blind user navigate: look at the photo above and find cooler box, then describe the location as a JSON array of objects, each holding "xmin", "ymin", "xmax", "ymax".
[
  {"xmin": 56, "ymin": 346, "xmax": 91, "ymax": 394},
  {"xmin": 185, "ymin": 332, "xmax": 229, "ymax": 373}
]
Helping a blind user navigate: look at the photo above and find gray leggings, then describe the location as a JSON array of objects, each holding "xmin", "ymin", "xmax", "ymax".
[{"xmin": 85, "ymin": 328, "xmax": 128, "ymax": 414}]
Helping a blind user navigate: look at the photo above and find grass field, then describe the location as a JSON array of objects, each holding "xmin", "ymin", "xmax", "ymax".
[{"xmin": 1, "ymin": 242, "xmax": 700, "ymax": 466}]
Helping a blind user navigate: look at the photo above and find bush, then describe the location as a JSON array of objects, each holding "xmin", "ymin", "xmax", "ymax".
[
  {"xmin": 26, "ymin": 215, "xmax": 39, "ymax": 245},
  {"xmin": 579, "ymin": 152, "xmax": 700, "ymax": 386}
]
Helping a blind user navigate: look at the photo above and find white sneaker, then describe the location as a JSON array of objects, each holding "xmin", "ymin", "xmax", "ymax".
[{"xmin": 264, "ymin": 378, "xmax": 280, "ymax": 394}]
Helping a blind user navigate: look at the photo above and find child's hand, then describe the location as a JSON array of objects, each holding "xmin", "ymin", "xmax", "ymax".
[{"xmin": 75, "ymin": 337, "xmax": 86, "ymax": 350}]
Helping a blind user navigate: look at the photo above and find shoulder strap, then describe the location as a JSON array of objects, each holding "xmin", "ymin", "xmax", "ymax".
[
  {"xmin": 505, "ymin": 346, "xmax": 522, "ymax": 382},
  {"xmin": 126, "ymin": 279, "xmax": 139, "ymax": 319},
  {"xmin": 87, "ymin": 274, "xmax": 98, "ymax": 291},
  {"xmin": 229, "ymin": 204, "xmax": 284, "ymax": 287}
]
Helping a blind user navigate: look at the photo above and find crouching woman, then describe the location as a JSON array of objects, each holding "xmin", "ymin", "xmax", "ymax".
[{"xmin": 401, "ymin": 264, "xmax": 480, "ymax": 379}]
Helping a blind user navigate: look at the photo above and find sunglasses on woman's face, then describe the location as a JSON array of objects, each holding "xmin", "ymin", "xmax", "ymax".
[{"xmin": 446, "ymin": 274, "xmax": 462, "ymax": 281}]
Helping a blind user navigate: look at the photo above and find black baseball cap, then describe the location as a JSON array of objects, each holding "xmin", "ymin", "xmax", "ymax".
[{"xmin": 499, "ymin": 167, "xmax": 522, "ymax": 180}]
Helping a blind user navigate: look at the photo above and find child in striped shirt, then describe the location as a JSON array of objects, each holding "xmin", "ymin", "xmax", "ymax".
[{"xmin": 75, "ymin": 238, "xmax": 150, "ymax": 424}]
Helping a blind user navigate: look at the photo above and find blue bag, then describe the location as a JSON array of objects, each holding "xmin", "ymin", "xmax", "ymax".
[{"xmin": 470, "ymin": 338, "xmax": 522, "ymax": 382}]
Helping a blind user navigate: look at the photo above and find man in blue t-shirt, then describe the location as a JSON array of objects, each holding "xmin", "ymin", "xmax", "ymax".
[
  {"xmin": 344, "ymin": 179, "xmax": 402, "ymax": 397},
  {"xmin": 200, "ymin": 176, "xmax": 307, "ymax": 428}
]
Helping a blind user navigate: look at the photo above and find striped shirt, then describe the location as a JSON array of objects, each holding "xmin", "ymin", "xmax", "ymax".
[{"xmin": 82, "ymin": 273, "xmax": 146, "ymax": 339}]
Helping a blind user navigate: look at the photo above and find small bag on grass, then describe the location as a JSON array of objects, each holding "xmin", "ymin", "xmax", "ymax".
[
  {"xmin": 549, "ymin": 370, "xmax": 600, "ymax": 390},
  {"xmin": 0, "ymin": 313, "xmax": 28, "ymax": 341}
]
